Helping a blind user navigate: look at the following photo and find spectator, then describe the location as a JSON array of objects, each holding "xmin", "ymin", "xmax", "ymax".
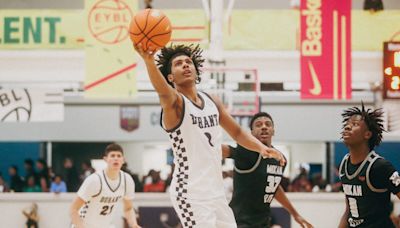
[
  {"xmin": 121, "ymin": 163, "xmax": 143, "ymax": 192},
  {"xmin": 50, "ymin": 175, "xmax": 67, "ymax": 193},
  {"xmin": 24, "ymin": 159, "xmax": 38, "ymax": 187},
  {"xmin": 36, "ymin": 159, "xmax": 50, "ymax": 192},
  {"xmin": 23, "ymin": 176, "xmax": 42, "ymax": 192},
  {"xmin": 0, "ymin": 173, "xmax": 9, "ymax": 192},
  {"xmin": 143, "ymin": 170, "xmax": 165, "ymax": 192},
  {"xmin": 62, "ymin": 158, "xmax": 80, "ymax": 192},
  {"xmin": 79, "ymin": 160, "xmax": 95, "ymax": 183},
  {"xmin": 8, "ymin": 165, "xmax": 24, "ymax": 192}
]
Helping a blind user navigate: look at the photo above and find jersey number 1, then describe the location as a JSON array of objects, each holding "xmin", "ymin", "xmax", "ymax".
[{"xmin": 100, "ymin": 205, "xmax": 114, "ymax": 216}]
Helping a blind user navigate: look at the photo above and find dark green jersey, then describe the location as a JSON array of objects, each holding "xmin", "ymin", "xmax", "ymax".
[
  {"xmin": 339, "ymin": 151, "xmax": 400, "ymax": 228},
  {"xmin": 228, "ymin": 145, "xmax": 286, "ymax": 228}
]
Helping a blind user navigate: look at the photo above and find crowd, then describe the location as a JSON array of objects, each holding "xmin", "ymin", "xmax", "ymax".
[{"xmin": 0, "ymin": 157, "xmax": 343, "ymax": 194}]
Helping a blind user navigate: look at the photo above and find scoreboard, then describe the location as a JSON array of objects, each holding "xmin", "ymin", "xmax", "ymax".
[{"xmin": 383, "ymin": 41, "xmax": 400, "ymax": 99}]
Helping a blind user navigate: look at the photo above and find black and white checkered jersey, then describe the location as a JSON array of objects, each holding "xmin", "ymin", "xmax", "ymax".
[{"xmin": 161, "ymin": 91, "xmax": 225, "ymax": 200}]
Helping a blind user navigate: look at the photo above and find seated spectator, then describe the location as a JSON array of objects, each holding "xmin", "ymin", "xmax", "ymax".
[
  {"xmin": 8, "ymin": 165, "xmax": 24, "ymax": 192},
  {"xmin": 80, "ymin": 160, "xmax": 95, "ymax": 183},
  {"xmin": 36, "ymin": 159, "xmax": 50, "ymax": 192},
  {"xmin": 143, "ymin": 170, "xmax": 165, "ymax": 192},
  {"xmin": 24, "ymin": 176, "xmax": 42, "ymax": 192},
  {"xmin": 0, "ymin": 173, "xmax": 9, "ymax": 192},
  {"xmin": 24, "ymin": 159, "xmax": 38, "ymax": 186},
  {"xmin": 62, "ymin": 158, "xmax": 80, "ymax": 192},
  {"xmin": 50, "ymin": 175, "xmax": 67, "ymax": 193}
]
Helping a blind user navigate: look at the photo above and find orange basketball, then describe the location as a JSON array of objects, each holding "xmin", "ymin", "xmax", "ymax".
[{"xmin": 129, "ymin": 9, "xmax": 172, "ymax": 51}]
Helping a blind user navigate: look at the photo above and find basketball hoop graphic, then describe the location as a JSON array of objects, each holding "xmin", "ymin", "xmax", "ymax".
[{"xmin": 88, "ymin": 0, "xmax": 134, "ymax": 44}]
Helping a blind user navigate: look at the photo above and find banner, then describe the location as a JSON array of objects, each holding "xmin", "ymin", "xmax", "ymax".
[
  {"xmin": 0, "ymin": 88, "xmax": 63, "ymax": 122},
  {"xmin": 84, "ymin": 0, "xmax": 138, "ymax": 98},
  {"xmin": 300, "ymin": 0, "xmax": 351, "ymax": 99},
  {"xmin": 0, "ymin": 10, "xmax": 84, "ymax": 49}
]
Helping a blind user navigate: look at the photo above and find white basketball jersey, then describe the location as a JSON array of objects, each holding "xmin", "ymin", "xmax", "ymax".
[
  {"xmin": 78, "ymin": 170, "xmax": 132, "ymax": 228},
  {"xmin": 162, "ymin": 92, "xmax": 225, "ymax": 200}
]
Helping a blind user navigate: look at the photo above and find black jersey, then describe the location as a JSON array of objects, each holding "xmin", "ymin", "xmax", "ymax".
[
  {"xmin": 339, "ymin": 151, "xmax": 400, "ymax": 228},
  {"xmin": 228, "ymin": 144, "xmax": 286, "ymax": 228}
]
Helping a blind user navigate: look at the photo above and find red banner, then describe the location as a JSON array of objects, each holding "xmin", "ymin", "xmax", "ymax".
[{"xmin": 300, "ymin": 0, "xmax": 351, "ymax": 99}]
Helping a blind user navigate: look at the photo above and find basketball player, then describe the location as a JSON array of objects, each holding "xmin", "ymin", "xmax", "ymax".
[
  {"xmin": 338, "ymin": 104, "xmax": 400, "ymax": 228},
  {"xmin": 222, "ymin": 112, "xmax": 313, "ymax": 228},
  {"xmin": 70, "ymin": 143, "xmax": 141, "ymax": 228},
  {"xmin": 133, "ymin": 43, "xmax": 285, "ymax": 227}
]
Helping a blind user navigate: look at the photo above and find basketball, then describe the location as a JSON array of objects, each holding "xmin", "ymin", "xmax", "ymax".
[{"xmin": 129, "ymin": 9, "xmax": 172, "ymax": 51}]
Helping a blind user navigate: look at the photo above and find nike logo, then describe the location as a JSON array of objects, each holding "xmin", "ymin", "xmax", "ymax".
[
  {"xmin": 339, "ymin": 174, "xmax": 345, "ymax": 178},
  {"xmin": 204, "ymin": 132, "xmax": 214, "ymax": 147},
  {"xmin": 308, "ymin": 61, "xmax": 322, "ymax": 95}
]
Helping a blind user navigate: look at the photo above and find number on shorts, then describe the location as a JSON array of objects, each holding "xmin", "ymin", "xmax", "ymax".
[
  {"xmin": 265, "ymin": 176, "xmax": 281, "ymax": 193},
  {"xmin": 348, "ymin": 197, "xmax": 359, "ymax": 218},
  {"xmin": 100, "ymin": 205, "xmax": 114, "ymax": 216}
]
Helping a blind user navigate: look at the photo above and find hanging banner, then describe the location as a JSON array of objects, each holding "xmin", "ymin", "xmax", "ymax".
[
  {"xmin": 300, "ymin": 0, "xmax": 351, "ymax": 99},
  {"xmin": 84, "ymin": 0, "xmax": 138, "ymax": 98},
  {"xmin": 0, "ymin": 88, "xmax": 63, "ymax": 122},
  {"xmin": 0, "ymin": 10, "xmax": 84, "ymax": 49},
  {"xmin": 120, "ymin": 105, "xmax": 139, "ymax": 132}
]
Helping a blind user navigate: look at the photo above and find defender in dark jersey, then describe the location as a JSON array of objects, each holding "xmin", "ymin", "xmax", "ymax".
[
  {"xmin": 338, "ymin": 104, "xmax": 400, "ymax": 228},
  {"xmin": 222, "ymin": 112, "xmax": 313, "ymax": 228}
]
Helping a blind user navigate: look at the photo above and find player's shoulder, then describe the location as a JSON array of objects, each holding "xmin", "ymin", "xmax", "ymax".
[
  {"xmin": 83, "ymin": 172, "xmax": 102, "ymax": 183},
  {"xmin": 371, "ymin": 155, "xmax": 393, "ymax": 169}
]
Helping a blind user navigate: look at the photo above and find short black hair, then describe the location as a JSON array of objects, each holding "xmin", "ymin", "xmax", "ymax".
[
  {"xmin": 156, "ymin": 44, "xmax": 205, "ymax": 87},
  {"xmin": 342, "ymin": 102, "xmax": 385, "ymax": 151},
  {"xmin": 249, "ymin": 112, "xmax": 274, "ymax": 130},
  {"xmin": 104, "ymin": 143, "xmax": 124, "ymax": 156}
]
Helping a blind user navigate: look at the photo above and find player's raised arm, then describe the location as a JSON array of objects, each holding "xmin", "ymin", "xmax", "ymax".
[{"xmin": 133, "ymin": 44, "xmax": 179, "ymax": 110}]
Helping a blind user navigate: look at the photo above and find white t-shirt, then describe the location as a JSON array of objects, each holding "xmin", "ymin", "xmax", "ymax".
[{"xmin": 77, "ymin": 170, "xmax": 135, "ymax": 228}]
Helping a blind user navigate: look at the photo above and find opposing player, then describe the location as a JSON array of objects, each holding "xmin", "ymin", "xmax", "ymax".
[
  {"xmin": 133, "ymin": 43, "xmax": 285, "ymax": 227},
  {"xmin": 223, "ymin": 112, "xmax": 313, "ymax": 228},
  {"xmin": 338, "ymin": 103, "xmax": 400, "ymax": 228},
  {"xmin": 70, "ymin": 143, "xmax": 141, "ymax": 228}
]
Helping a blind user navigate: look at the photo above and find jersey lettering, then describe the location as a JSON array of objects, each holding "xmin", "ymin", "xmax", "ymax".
[
  {"xmin": 343, "ymin": 184, "xmax": 363, "ymax": 196},
  {"xmin": 190, "ymin": 114, "xmax": 219, "ymax": 129}
]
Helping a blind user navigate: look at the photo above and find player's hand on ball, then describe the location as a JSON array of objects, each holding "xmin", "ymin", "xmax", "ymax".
[
  {"xmin": 262, "ymin": 147, "xmax": 286, "ymax": 166},
  {"xmin": 133, "ymin": 43, "xmax": 157, "ymax": 61}
]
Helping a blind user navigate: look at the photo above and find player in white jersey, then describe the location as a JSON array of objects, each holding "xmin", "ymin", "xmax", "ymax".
[
  {"xmin": 134, "ymin": 43, "xmax": 285, "ymax": 227},
  {"xmin": 70, "ymin": 143, "xmax": 141, "ymax": 228}
]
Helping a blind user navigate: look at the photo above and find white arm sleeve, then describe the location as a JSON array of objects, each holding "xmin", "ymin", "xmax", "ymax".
[
  {"xmin": 77, "ymin": 173, "xmax": 101, "ymax": 202},
  {"xmin": 124, "ymin": 173, "xmax": 136, "ymax": 200}
]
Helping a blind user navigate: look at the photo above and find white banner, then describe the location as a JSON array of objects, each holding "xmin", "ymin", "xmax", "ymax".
[{"xmin": 0, "ymin": 88, "xmax": 64, "ymax": 122}]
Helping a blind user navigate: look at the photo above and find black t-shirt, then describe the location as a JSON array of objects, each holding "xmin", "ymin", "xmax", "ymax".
[
  {"xmin": 339, "ymin": 151, "xmax": 400, "ymax": 228},
  {"xmin": 228, "ymin": 144, "xmax": 286, "ymax": 228}
]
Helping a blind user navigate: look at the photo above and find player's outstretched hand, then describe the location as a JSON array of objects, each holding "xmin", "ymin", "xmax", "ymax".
[
  {"xmin": 294, "ymin": 215, "xmax": 313, "ymax": 228},
  {"xmin": 133, "ymin": 43, "xmax": 157, "ymax": 62},
  {"xmin": 261, "ymin": 147, "xmax": 286, "ymax": 166}
]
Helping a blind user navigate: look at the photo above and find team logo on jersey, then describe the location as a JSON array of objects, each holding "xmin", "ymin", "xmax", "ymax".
[
  {"xmin": 120, "ymin": 105, "xmax": 139, "ymax": 132},
  {"xmin": 390, "ymin": 171, "xmax": 400, "ymax": 187}
]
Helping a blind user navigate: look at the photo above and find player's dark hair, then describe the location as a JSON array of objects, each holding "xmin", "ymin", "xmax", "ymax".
[
  {"xmin": 156, "ymin": 44, "xmax": 204, "ymax": 88},
  {"xmin": 104, "ymin": 143, "xmax": 124, "ymax": 156},
  {"xmin": 249, "ymin": 112, "xmax": 274, "ymax": 130},
  {"xmin": 342, "ymin": 102, "xmax": 385, "ymax": 150}
]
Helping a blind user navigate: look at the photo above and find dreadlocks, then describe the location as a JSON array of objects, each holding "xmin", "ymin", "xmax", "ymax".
[
  {"xmin": 156, "ymin": 44, "xmax": 205, "ymax": 87},
  {"xmin": 342, "ymin": 102, "xmax": 385, "ymax": 150}
]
